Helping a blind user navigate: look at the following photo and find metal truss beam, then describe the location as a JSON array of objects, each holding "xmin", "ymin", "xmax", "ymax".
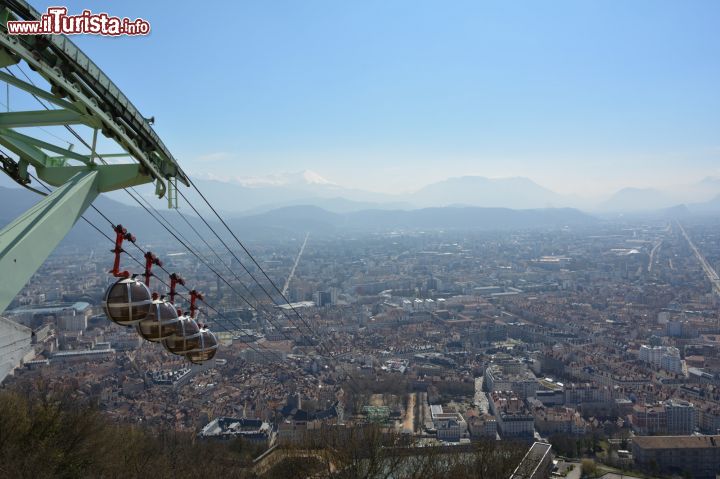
[
  {"xmin": 0, "ymin": 165, "xmax": 152, "ymax": 313},
  {"xmin": 0, "ymin": 26, "xmax": 179, "ymax": 193},
  {"xmin": 0, "ymin": 71, "xmax": 76, "ymax": 111},
  {"xmin": 0, "ymin": 1, "xmax": 189, "ymax": 314},
  {"xmin": 37, "ymin": 163, "xmax": 151, "ymax": 190},
  {"xmin": 0, "ymin": 128, "xmax": 88, "ymax": 164},
  {"xmin": 0, "ymin": 109, "xmax": 87, "ymax": 128},
  {"xmin": 0, "ymin": 170, "xmax": 98, "ymax": 312}
]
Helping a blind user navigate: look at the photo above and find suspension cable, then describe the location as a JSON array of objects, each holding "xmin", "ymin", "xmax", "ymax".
[
  {"xmin": 175, "ymin": 187, "xmax": 335, "ymax": 356},
  {"xmin": 19, "ymin": 169, "xmax": 288, "ymax": 366},
  {"xmin": 6, "ymin": 64, "xmax": 358, "ymax": 389},
  {"xmin": 8, "ymin": 63, "xmax": 334, "ymax": 359}
]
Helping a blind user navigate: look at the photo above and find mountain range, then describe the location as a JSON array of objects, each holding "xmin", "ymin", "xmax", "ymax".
[
  {"xmin": 3, "ymin": 171, "xmax": 720, "ymax": 245},
  {"xmin": 101, "ymin": 171, "xmax": 720, "ymax": 215},
  {"xmin": 0, "ymin": 184, "xmax": 598, "ymax": 245}
]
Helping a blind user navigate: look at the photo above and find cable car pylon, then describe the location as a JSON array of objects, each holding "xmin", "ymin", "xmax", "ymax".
[
  {"xmin": 0, "ymin": 0, "xmax": 187, "ymax": 313},
  {"xmin": 0, "ymin": 1, "xmax": 283, "ymax": 369}
]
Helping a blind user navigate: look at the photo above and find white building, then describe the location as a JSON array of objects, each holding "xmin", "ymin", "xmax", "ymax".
[
  {"xmin": 639, "ymin": 345, "xmax": 663, "ymax": 364},
  {"xmin": 564, "ymin": 382, "xmax": 612, "ymax": 405},
  {"xmin": 661, "ymin": 353, "xmax": 683, "ymax": 375},
  {"xmin": 200, "ymin": 417, "xmax": 274, "ymax": 445},
  {"xmin": 485, "ymin": 363, "xmax": 539, "ymax": 399},
  {"xmin": 58, "ymin": 309, "xmax": 88, "ymax": 332},
  {"xmin": 639, "ymin": 345, "xmax": 684, "ymax": 374},
  {"xmin": 430, "ymin": 405, "xmax": 468, "ymax": 442}
]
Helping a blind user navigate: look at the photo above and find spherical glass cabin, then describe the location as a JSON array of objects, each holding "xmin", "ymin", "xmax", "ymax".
[
  {"xmin": 162, "ymin": 315, "xmax": 201, "ymax": 355},
  {"xmin": 102, "ymin": 277, "xmax": 153, "ymax": 326},
  {"xmin": 136, "ymin": 298, "xmax": 180, "ymax": 342},
  {"xmin": 185, "ymin": 328, "xmax": 218, "ymax": 364}
]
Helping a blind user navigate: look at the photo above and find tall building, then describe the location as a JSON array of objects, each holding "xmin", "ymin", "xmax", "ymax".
[
  {"xmin": 665, "ymin": 399, "xmax": 696, "ymax": 435},
  {"xmin": 666, "ymin": 320, "xmax": 683, "ymax": 337},
  {"xmin": 58, "ymin": 309, "xmax": 88, "ymax": 332},
  {"xmin": 631, "ymin": 400, "xmax": 697, "ymax": 435},
  {"xmin": 313, "ymin": 291, "xmax": 332, "ymax": 307},
  {"xmin": 631, "ymin": 404, "xmax": 667, "ymax": 435},
  {"xmin": 699, "ymin": 406, "xmax": 720, "ymax": 435},
  {"xmin": 660, "ymin": 353, "xmax": 683, "ymax": 375},
  {"xmin": 638, "ymin": 345, "xmax": 683, "ymax": 374}
]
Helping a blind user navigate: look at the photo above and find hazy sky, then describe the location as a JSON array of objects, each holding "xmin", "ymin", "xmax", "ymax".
[{"xmin": 30, "ymin": 0, "xmax": 720, "ymax": 197}]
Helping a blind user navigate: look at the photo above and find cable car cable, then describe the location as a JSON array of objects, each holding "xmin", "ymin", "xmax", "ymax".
[
  {"xmin": 6, "ymin": 65, "xmax": 358, "ymax": 390},
  {"xmin": 174, "ymin": 187, "xmax": 337, "ymax": 357},
  {"xmin": 19, "ymin": 171, "xmax": 287, "ymax": 367},
  {"xmin": 8, "ymin": 64, "xmax": 336, "ymax": 363}
]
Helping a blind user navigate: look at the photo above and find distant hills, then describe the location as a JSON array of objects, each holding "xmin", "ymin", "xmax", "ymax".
[
  {"xmin": 408, "ymin": 176, "xmax": 571, "ymax": 209},
  {"xmin": 106, "ymin": 172, "xmax": 580, "ymax": 214},
  {"xmin": 599, "ymin": 187, "xmax": 677, "ymax": 212},
  {"xmin": 0, "ymin": 185, "xmax": 173, "ymax": 247},
  {"xmin": 97, "ymin": 171, "xmax": 720, "ymax": 215},
  {"xmin": 3, "ymin": 170, "xmax": 720, "ymax": 244},
  {"xmin": 686, "ymin": 194, "xmax": 720, "ymax": 215},
  {"xmin": 599, "ymin": 182, "xmax": 720, "ymax": 213},
  {"xmin": 178, "ymin": 173, "xmax": 406, "ymax": 215},
  {"xmin": 226, "ymin": 205, "xmax": 596, "ymax": 237},
  {"xmin": 0, "ymin": 185, "xmax": 598, "ymax": 243},
  {"xmin": 0, "ymin": 184, "xmax": 37, "ymax": 225},
  {"xmin": 180, "ymin": 173, "xmax": 720, "ymax": 214}
]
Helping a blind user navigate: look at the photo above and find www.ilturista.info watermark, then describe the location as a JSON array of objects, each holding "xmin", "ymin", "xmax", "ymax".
[{"xmin": 6, "ymin": 7, "xmax": 150, "ymax": 36}]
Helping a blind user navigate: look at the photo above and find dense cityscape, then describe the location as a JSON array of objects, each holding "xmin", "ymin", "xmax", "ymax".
[
  {"xmin": 1, "ymin": 0, "xmax": 719, "ymax": 478},
  {"xmin": 3, "ymin": 214, "xmax": 720, "ymax": 477}
]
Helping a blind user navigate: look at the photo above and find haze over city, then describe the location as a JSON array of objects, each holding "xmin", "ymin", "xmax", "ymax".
[{"xmin": 2, "ymin": 1, "xmax": 720, "ymax": 479}]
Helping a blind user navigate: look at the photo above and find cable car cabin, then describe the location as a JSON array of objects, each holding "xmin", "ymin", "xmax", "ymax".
[
  {"xmin": 136, "ymin": 298, "xmax": 180, "ymax": 342},
  {"xmin": 163, "ymin": 315, "xmax": 201, "ymax": 354},
  {"xmin": 103, "ymin": 277, "xmax": 153, "ymax": 326},
  {"xmin": 185, "ymin": 328, "xmax": 218, "ymax": 364}
]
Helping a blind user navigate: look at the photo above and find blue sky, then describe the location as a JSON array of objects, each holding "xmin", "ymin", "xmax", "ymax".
[{"xmin": 28, "ymin": 0, "xmax": 720, "ymax": 196}]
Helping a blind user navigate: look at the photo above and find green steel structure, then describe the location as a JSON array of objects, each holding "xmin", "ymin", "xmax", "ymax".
[{"xmin": 0, "ymin": 0, "xmax": 188, "ymax": 313}]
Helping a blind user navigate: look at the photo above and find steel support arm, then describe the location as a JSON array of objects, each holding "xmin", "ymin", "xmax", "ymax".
[
  {"xmin": 0, "ymin": 166, "xmax": 151, "ymax": 313},
  {"xmin": 0, "ymin": 109, "xmax": 86, "ymax": 128}
]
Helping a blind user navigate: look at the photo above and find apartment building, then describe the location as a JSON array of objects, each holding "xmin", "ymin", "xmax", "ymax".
[
  {"xmin": 633, "ymin": 435, "xmax": 720, "ymax": 479},
  {"xmin": 489, "ymin": 391, "xmax": 535, "ymax": 438}
]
